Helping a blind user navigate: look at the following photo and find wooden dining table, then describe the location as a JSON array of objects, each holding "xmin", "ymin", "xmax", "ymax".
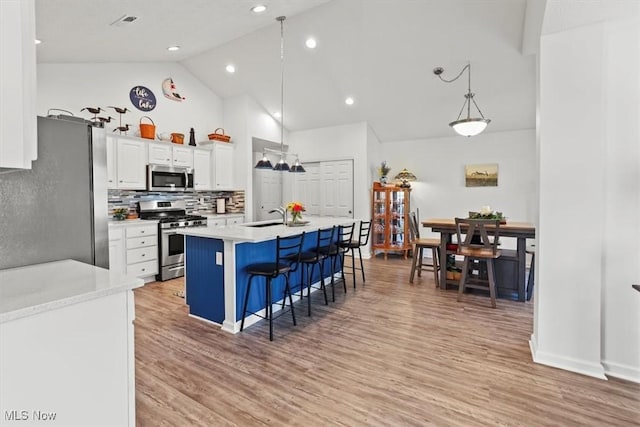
[{"xmin": 422, "ymin": 218, "xmax": 536, "ymax": 302}]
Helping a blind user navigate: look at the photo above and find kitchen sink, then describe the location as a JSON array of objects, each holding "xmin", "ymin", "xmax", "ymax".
[{"xmin": 242, "ymin": 221, "xmax": 283, "ymax": 228}]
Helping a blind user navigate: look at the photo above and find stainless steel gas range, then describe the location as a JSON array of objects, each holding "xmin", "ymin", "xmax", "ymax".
[{"xmin": 138, "ymin": 200, "xmax": 207, "ymax": 281}]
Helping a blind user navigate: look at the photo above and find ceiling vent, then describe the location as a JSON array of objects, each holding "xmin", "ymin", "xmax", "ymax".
[{"xmin": 110, "ymin": 14, "xmax": 138, "ymax": 27}]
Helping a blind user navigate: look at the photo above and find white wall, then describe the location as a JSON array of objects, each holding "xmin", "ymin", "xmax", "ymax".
[
  {"xmin": 379, "ymin": 129, "xmax": 536, "ymax": 250},
  {"xmin": 37, "ymin": 62, "xmax": 223, "ymax": 142},
  {"xmin": 534, "ymin": 15, "xmax": 640, "ymax": 382},
  {"xmin": 288, "ymin": 122, "xmax": 369, "ymax": 224},
  {"xmin": 223, "ymin": 94, "xmax": 289, "ymax": 222}
]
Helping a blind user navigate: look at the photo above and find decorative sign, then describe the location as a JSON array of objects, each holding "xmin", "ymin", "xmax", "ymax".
[
  {"xmin": 465, "ymin": 163, "xmax": 498, "ymax": 187},
  {"xmin": 129, "ymin": 85, "xmax": 156, "ymax": 111},
  {"xmin": 162, "ymin": 77, "xmax": 186, "ymax": 102}
]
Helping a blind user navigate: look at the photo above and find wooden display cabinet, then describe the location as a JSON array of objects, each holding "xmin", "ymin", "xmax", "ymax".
[{"xmin": 371, "ymin": 183, "xmax": 411, "ymax": 259}]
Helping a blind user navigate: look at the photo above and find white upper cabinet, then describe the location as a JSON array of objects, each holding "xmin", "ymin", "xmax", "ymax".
[
  {"xmin": 106, "ymin": 136, "xmax": 117, "ymax": 188},
  {"xmin": 0, "ymin": 0, "xmax": 37, "ymax": 169},
  {"xmin": 147, "ymin": 142, "xmax": 172, "ymax": 166},
  {"xmin": 193, "ymin": 149, "xmax": 212, "ymax": 191},
  {"xmin": 115, "ymin": 137, "xmax": 146, "ymax": 190},
  {"xmin": 172, "ymin": 146, "xmax": 194, "ymax": 168},
  {"xmin": 213, "ymin": 143, "xmax": 234, "ymax": 190}
]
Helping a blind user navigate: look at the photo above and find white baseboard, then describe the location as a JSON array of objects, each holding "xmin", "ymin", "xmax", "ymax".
[
  {"xmin": 529, "ymin": 335, "xmax": 607, "ymax": 380},
  {"xmin": 602, "ymin": 360, "xmax": 640, "ymax": 383}
]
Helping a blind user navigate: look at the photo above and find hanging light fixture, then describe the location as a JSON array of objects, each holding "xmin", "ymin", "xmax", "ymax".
[
  {"xmin": 254, "ymin": 149, "xmax": 273, "ymax": 169},
  {"xmin": 290, "ymin": 155, "xmax": 306, "ymax": 173},
  {"xmin": 253, "ymin": 16, "xmax": 305, "ymax": 172},
  {"xmin": 274, "ymin": 16, "xmax": 292, "ymax": 172},
  {"xmin": 433, "ymin": 62, "xmax": 491, "ymax": 137}
]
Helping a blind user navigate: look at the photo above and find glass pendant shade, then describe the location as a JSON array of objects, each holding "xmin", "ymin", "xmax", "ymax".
[
  {"xmin": 273, "ymin": 157, "xmax": 290, "ymax": 171},
  {"xmin": 450, "ymin": 118, "xmax": 490, "ymax": 137},
  {"xmin": 255, "ymin": 153, "xmax": 273, "ymax": 169},
  {"xmin": 290, "ymin": 158, "xmax": 305, "ymax": 173}
]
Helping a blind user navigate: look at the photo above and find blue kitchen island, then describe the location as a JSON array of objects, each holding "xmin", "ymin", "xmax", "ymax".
[{"xmin": 180, "ymin": 217, "xmax": 356, "ymax": 334}]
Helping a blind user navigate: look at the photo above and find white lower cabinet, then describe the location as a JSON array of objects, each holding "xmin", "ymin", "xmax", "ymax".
[
  {"xmin": 206, "ymin": 215, "xmax": 244, "ymax": 227},
  {"xmin": 109, "ymin": 223, "xmax": 158, "ymax": 281},
  {"xmin": 108, "ymin": 227, "xmax": 126, "ymax": 273},
  {"xmin": 226, "ymin": 216, "xmax": 244, "ymax": 225}
]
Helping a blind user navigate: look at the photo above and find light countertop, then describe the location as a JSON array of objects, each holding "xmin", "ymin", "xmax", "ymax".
[
  {"xmin": 180, "ymin": 216, "xmax": 358, "ymax": 243},
  {"xmin": 0, "ymin": 260, "xmax": 144, "ymax": 323},
  {"xmin": 108, "ymin": 219, "xmax": 158, "ymax": 228}
]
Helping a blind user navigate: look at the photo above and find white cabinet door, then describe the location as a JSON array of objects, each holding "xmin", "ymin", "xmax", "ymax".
[
  {"xmin": 116, "ymin": 138, "xmax": 147, "ymax": 190},
  {"xmin": 0, "ymin": 0, "xmax": 37, "ymax": 169},
  {"xmin": 172, "ymin": 146, "xmax": 194, "ymax": 168},
  {"xmin": 106, "ymin": 136, "xmax": 117, "ymax": 189},
  {"xmin": 193, "ymin": 149, "xmax": 212, "ymax": 191},
  {"xmin": 108, "ymin": 227, "xmax": 126, "ymax": 273},
  {"xmin": 213, "ymin": 143, "xmax": 234, "ymax": 190},
  {"xmin": 148, "ymin": 142, "xmax": 172, "ymax": 166}
]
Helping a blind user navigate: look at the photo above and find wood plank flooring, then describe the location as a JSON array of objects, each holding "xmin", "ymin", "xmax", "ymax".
[{"xmin": 134, "ymin": 256, "xmax": 640, "ymax": 426}]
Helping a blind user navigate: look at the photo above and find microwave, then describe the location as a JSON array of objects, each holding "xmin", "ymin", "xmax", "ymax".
[{"xmin": 147, "ymin": 165, "xmax": 194, "ymax": 192}]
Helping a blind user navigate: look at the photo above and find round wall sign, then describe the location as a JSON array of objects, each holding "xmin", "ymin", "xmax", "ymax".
[{"xmin": 129, "ymin": 86, "xmax": 156, "ymax": 111}]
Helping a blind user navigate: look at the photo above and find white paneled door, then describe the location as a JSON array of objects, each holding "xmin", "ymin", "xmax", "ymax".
[
  {"xmin": 294, "ymin": 159, "xmax": 353, "ymax": 218},
  {"xmin": 255, "ymin": 168, "xmax": 282, "ymax": 221}
]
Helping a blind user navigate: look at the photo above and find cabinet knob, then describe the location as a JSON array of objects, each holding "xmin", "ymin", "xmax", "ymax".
[
  {"xmin": 142, "ymin": 254, "xmax": 145, "ymax": 257},
  {"xmin": 142, "ymin": 268, "xmax": 146, "ymax": 272},
  {"xmin": 141, "ymin": 231, "xmax": 145, "ymax": 234},
  {"xmin": 119, "ymin": 180, "xmax": 123, "ymax": 183},
  {"xmin": 166, "ymin": 158, "xmax": 170, "ymax": 161},
  {"xmin": 141, "ymin": 241, "xmax": 145, "ymax": 244}
]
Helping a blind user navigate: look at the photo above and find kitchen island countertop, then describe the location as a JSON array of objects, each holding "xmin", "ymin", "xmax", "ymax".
[
  {"xmin": 0, "ymin": 259, "xmax": 144, "ymax": 323},
  {"xmin": 180, "ymin": 216, "xmax": 356, "ymax": 243}
]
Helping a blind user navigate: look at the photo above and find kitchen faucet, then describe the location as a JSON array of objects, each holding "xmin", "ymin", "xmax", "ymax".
[{"xmin": 268, "ymin": 207, "xmax": 287, "ymax": 224}]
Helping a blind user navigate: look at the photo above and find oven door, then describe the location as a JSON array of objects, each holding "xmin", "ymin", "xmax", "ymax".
[
  {"xmin": 148, "ymin": 165, "xmax": 194, "ymax": 192},
  {"xmin": 161, "ymin": 229, "xmax": 185, "ymax": 267}
]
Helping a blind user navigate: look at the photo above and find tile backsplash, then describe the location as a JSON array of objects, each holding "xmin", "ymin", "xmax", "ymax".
[{"xmin": 108, "ymin": 190, "xmax": 245, "ymax": 217}]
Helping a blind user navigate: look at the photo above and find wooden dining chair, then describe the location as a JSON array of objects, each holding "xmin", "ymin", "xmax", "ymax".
[
  {"xmin": 455, "ymin": 218, "xmax": 501, "ymax": 308},
  {"xmin": 408, "ymin": 212, "xmax": 440, "ymax": 286}
]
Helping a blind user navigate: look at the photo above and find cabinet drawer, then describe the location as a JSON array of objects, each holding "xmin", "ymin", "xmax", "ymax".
[
  {"xmin": 127, "ymin": 235, "xmax": 156, "ymax": 249},
  {"xmin": 125, "ymin": 225, "xmax": 157, "ymax": 238},
  {"xmin": 126, "ymin": 259, "xmax": 158, "ymax": 277},
  {"xmin": 127, "ymin": 246, "xmax": 157, "ymax": 264},
  {"xmin": 208, "ymin": 219, "xmax": 226, "ymax": 227},
  {"xmin": 226, "ymin": 217, "xmax": 244, "ymax": 225}
]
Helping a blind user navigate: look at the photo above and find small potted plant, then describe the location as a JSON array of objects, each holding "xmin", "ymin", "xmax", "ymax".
[{"xmin": 112, "ymin": 208, "xmax": 128, "ymax": 221}]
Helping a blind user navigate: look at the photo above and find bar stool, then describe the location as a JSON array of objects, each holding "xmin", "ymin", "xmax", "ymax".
[
  {"xmin": 526, "ymin": 245, "xmax": 535, "ymax": 301},
  {"xmin": 320, "ymin": 223, "xmax": 355, "ymax": 302},
  {"xmin": 298, "ymin": 226, "xmax": 335, "ymax": 316},
  {"xmin": 408, "ymin": 212, "xmax": 440, "ymax": 287},
  {"xmin": 455, "ymin": 218, "xmax": 501, "ymax": 308},
  {"xmin": 338, "ymin": 220, "xmax": 371, "ymax": 289},
  {"xmin": 240, "ymin": 232, "xmax": 305, "ymax": 341}
]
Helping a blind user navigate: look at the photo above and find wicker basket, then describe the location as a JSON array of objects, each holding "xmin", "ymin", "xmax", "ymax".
[{"xmin": 208, "ymin": 128, "xmax": 231, "ymax": 142}]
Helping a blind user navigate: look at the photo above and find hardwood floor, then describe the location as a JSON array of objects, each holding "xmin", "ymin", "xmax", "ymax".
[{"xmin": 134, "ymin": 257, "xmax": 639, "ymax": 426}]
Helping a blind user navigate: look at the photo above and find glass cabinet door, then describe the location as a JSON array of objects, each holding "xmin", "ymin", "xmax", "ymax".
[{"xmin": 372, "ymin": 189, "xmax": 386, "ymax": 245}]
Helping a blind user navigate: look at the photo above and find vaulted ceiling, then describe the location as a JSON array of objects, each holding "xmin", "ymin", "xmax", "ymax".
[{"xmin": 35, "ymin": 0, "xmax": 536, "ymax": 142}]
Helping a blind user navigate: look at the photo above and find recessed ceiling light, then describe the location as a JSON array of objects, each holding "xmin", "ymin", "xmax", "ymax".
[
  {"xmin": 35, "ymin": 39, "xmax": 42, "ymax": 45},
  {"xmin": 225, "ymin": 64, "xmax": 236, "ymax": 74},
  {"xmin": 305, "ymin": 38, "xmax": 317, "ymax": 49},
  {"xmin": 167, "ymin": 45, "xmax": 180, "ymax": 51},
  {"xmin": 251, "ymin": 5, "xmax": 267, "ymax": 13},
  {"xmin": 273, "ymin": 112, "xmax": 282, "ymax": 118},
  {"xmin": 345, "ymin": 97, "xmax": 355, "ymax": 106}
]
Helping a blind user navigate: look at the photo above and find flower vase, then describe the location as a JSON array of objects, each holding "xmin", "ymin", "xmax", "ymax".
[{"xmin": 291, "ymin": 212, "xmax": 302, "ymax": 224}]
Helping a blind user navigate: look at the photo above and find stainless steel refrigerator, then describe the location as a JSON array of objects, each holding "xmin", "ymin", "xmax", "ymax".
[{"xmin": 0, "ymin": 115, "xmax": 109, "ymax": 270}]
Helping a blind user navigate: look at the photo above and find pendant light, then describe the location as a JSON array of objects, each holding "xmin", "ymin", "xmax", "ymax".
[
  {"xmin": 254, "ymin": 149, "xmax": 273, "ymax": 169},
  {"xmin": 273, "ymin": 16, "xmax": 291, "ymax": 171},
  {"xmin": 253, "ymin": 16, "xmax": 305, "ymax": 172},
  {"xmin": 433, "ymin": 62, "xmax": 491, "ymax": 137}
]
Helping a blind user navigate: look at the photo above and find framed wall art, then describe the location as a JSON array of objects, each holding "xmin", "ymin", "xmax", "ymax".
[{"xmin": 465, "ymin": 163, "xmax": 498, "ymax": 187}]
